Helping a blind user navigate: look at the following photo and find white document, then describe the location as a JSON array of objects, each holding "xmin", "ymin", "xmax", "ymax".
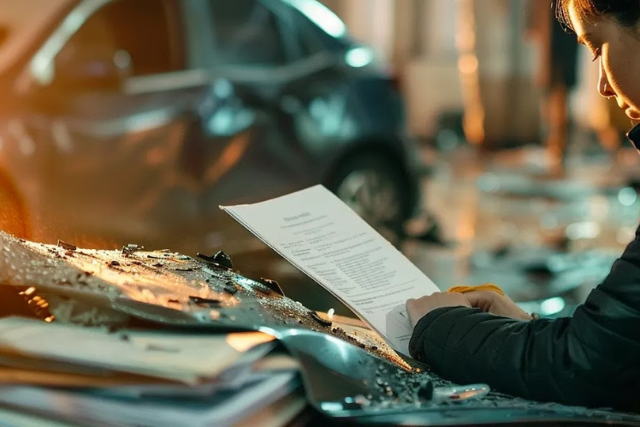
[{"xmin": 221, "ymin": 185, "xmax": 440, "ymax": 355}]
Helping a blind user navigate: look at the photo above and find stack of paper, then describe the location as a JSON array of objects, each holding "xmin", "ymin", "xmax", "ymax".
[
  {"xmin": 0, "ymin": 185, "xmax": 442, "ymax": 425},
  {"xmin": 0, "ymin": 317, "xmax": 303, "ymax": 427}
]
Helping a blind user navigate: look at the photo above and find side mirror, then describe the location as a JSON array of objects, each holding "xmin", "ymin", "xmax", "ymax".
[{"xmin": 52, "ymin": 49, "xmax": 132, "ymax": 92}]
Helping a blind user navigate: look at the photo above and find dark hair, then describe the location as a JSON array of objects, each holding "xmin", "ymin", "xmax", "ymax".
[{"xmin": 555, "ymin": 0, "xmax": 640, "ymax": 32}]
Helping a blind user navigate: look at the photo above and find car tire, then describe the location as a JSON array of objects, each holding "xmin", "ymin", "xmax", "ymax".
[
  {"xmin": 327, "ymin": 153, "xmax": 410, "ymax": 246},
  {"xmin": 0, "ymin": 169, "xmax": 30, "ymax": 239}
]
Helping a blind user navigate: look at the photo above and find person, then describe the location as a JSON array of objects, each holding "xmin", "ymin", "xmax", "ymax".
[
  {"xmin": 526, "ymin": 0, "xmax": 580, "ymax": 174},
  {"xmin": 406, "ymin": 0, "xmax": 640, "ymax": 412}
]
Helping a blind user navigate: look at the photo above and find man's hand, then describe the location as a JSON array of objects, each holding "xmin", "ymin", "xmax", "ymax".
[
  {"xmin": 464, "ymin": 290, "xmax": 533, "ymax": 321},
  {"xmin": 406, "ymin": 292, "xmax": 471, "ymax": 328},
  {"xmin": 406, "ymin": 290, "xmax": 534, "ymax": 328}
]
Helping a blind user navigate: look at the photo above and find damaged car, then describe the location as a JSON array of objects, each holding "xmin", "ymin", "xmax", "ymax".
[{"xmin": 0, "ymin": 0, "xmax": 423, "ymax": 255}]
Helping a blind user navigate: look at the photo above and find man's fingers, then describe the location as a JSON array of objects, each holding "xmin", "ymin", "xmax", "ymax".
[
  {"xmin": 463, "ymin": 291, "xmax": 484, "ymax": 306},
  {"xmin": 405, "ymin": 292, "xmax": 477, "ymax": 329},
  {"xmin": 405, "ymin": 297, "xmax": 421, "ymax": 327},
  {"xmin": 462, "ymin": 291, "xmax": 494, "ymax": 311}
]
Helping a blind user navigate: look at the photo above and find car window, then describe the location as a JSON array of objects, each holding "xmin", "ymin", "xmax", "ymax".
[
  {"xmin": 280, "ymin": 0, "xmax": 350, "ymax": 55},
  {"xmin": 56, "ymin": 0, "xmax": 183, "ymax": 79},
  {"xmin": 208, "ymin": 0, "xmax": 286, "ymax": 67}
]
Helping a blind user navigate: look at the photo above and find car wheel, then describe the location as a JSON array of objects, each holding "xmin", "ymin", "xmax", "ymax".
[
  {"xmin": 328, "ymin": 154, "xmax": 409, "ymax": 246},
  {"xmin": 0, "ymin": 169, "xmax": 30, "ymax": 239}
]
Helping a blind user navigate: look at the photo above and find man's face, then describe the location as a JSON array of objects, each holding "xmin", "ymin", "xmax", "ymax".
[{"xmin": 569, "ymin": 0, "xmax": 640, "ymax": 120}]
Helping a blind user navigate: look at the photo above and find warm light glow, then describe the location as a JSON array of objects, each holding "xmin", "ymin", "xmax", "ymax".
[
  {"xmin": 204, "ymin": 131, "xmax": 250, "ymax": 184},
  {"xmin": 463, "ymin": 108, "xmax": 485, "ymax": 145},
  {"xmin": 617, "ymin": 227, "xmax": 636, "ymax": 244},
  {"xmin": 457, "ymin": 54, "xmax": 478, "ymax": 74},
  {"xmin": 456, "ymin": 0, "xmax": 485, "ymax": 146},
  {"xmin": 225, "ymin": 332, "xmax": 274, "ymax": 352}
]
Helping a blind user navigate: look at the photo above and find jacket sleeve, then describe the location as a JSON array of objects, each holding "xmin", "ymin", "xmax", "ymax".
[{"xmin": 409, "ymin": 230, "xmax": 640, "ymax": 411}]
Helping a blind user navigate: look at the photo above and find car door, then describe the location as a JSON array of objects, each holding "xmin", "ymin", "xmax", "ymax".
[
  {"xmin": 20, "ymin": 0, "xmax": 206, "ymax": 250},
  {"xmin": 192, "ymin": 0, "xmax": 323, "ymax": 254},
  {"xmin": 267, "ymin": 0, "xmax": 356, "ymax": 168}
]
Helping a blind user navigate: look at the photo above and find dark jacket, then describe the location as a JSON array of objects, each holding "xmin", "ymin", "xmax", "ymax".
[{"xmin": 409, "ymin": 226, "xmax": 640, "ymax": 412}]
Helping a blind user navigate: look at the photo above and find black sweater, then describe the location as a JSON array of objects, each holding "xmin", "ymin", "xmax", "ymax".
[{"xmin": 409, "ymin": 220, "xmax": 640, "ymax": 412}]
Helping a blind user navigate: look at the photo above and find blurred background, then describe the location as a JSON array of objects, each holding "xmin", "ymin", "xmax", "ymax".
[{"xmin": 1, "ymin": 0, "xmax": 638, "ymax": 319}]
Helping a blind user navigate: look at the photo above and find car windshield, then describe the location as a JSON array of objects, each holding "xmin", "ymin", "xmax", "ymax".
[{"xmin": 0, "ymin": 0, "xmax": 74, "ymax": 75}]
